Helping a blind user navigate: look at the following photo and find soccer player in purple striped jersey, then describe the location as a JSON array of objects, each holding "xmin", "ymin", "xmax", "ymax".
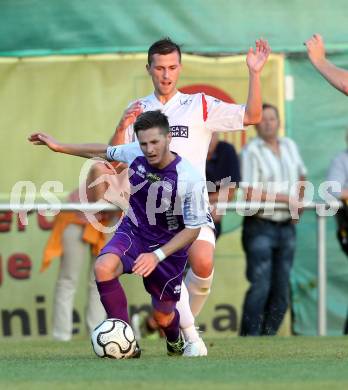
[{"xmin": 28, "ymin": 110, "xmax": 208, "ymax": 357}]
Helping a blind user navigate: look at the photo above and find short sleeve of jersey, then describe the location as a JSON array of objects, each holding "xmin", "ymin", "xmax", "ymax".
[
  {"xmin": 106, "ymin": 142, "xmax": 143, "ymax": 165},
  {"xmin": 176, "ymin": 159, "xmax": 208, "ymax": 229},
  {"xmin": 204, "ymin": 94, "xmax": 245, "ymax": 132}
]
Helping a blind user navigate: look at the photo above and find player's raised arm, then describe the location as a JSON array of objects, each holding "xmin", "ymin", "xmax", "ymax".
[
  {"xmin": 28, "ymin": 132, "xmax": 109, "ymax": 159},
  {"xmin": 305, "ymin": 34, "xmax": 348, "ymax": 96},
  {"xmin": 244, "ymin": 39, "xmax": 271, "ymax": 125}
]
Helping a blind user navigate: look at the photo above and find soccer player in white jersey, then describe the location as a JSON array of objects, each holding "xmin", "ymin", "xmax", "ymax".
[{"xmin": 113, "ymin": 37, "xmax": 270, "ymax": 356}]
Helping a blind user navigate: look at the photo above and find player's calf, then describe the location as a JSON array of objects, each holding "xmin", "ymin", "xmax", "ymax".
[{"xmin": 153, "ymin": 309, "xmax": 185, "ymax": 356}]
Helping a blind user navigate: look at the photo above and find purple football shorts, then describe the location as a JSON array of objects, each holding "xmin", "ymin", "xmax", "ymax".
[{"xmin": 98, "ymin": 220, "xmax": 188, "ymax": 313}]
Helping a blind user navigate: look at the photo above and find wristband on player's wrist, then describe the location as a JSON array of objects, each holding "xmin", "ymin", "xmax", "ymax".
[{"xmin": 153, "ymin": 248, "xmax": 166, "ymax": 262}]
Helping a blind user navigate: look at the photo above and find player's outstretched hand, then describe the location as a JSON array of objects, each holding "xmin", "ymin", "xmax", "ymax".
[
  {"xmin": 117, "ymin": 101, "xmax": 143, "ymax": 131},
  {"xmin": 28, "ymin": 132, "xmax": 61, "ymax": 152},
  {"xmin": 246, "ymin": 39, "xmax": 271, "ymax": 74},
  {"xmin": 305, "ymin": 34, "xmax": 326, "ymax": 65},
  {"xmin": 132, "ymin": 252, "xmax": 159, "ymax": 277}
]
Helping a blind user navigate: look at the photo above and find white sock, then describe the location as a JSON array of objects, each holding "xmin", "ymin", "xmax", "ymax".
[
  {"xmin": 176, "ymin": 281, "xmax": 200, "ymax": 342},
  {"xmin": 185, "ymin": 268, "xmax": 214, "ymax": 317},
  {"xmin": 182, "ymin": 325, "xmax": 200, "ymax": 343}
]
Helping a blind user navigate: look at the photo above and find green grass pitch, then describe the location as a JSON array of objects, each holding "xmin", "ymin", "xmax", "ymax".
[{"xmin": 1, "ymin": 337, "xmax": 348, "ymax": 389}]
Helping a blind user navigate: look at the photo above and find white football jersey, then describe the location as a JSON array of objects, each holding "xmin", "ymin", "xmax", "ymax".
[{"xmin": 125, "ymin": 91, "xmax": 245, "ymax": 178}]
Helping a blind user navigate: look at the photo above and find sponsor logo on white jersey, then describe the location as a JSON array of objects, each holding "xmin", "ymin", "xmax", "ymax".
[
  {"xmin": 170, "ymin": 125, "xmax": 189, "ymax": 138},
  {"xmin": 180, "ymin": 96, "xmax": 193, "ymax": 106}
]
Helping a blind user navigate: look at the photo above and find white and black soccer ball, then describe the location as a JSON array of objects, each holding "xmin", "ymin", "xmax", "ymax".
[{"xmin": 91, "ymin": 318, "xmax": 137, "ymax": 359}]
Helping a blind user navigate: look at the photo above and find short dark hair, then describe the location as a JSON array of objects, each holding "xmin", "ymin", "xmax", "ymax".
[
  {"xmin": 147, "ymin": 37, "xmax": 181, "ymax": 66},
  {"xmin": 262, "ymin": 103, "xmax": 279, "ymax": 119},
  {"xmin": 134, "ymin": 110, "xmax": 170, "ymax": 136}
]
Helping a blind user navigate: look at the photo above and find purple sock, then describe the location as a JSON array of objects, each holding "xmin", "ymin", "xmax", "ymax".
[
  {"xmin": 162, "ymin": 309, "xmax": 180, "ymax": 342},
  {"xmin": 96, "ymin": 278, "xmax": 129, "ymax": 323}
]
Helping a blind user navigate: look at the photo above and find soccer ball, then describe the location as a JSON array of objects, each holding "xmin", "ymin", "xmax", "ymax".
[{"xmin": 91, "ymin": 318, "xmax": 137, "ymax": 359}]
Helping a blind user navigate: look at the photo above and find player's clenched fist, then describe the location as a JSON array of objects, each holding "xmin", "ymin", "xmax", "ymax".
[
  {"xmin": 132, "ymin": 252, "xmax": 160, "ymax": 277},
  {"xmin": 28, "ymin": 132, "xmax": 61, "ymax": 152},
  {"xmin": 305, "ymin": 34, "xmax": 326, "ymax": 66},
  {"xmin": 117, "ymin": 101, "xmax": 143, "ymax": 131}
]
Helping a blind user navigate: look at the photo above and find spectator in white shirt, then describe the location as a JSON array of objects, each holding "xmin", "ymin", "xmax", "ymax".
[{"xmin": 239, "ymin": 103, "xmax": 307, "ymax": 336}]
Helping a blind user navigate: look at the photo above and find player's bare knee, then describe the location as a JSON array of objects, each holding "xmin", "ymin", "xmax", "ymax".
[
  {"xmin": 190, "ymin": 258, "xmax": 214, "ymax": 278},
  {"xmin": 188, "ymin": 243, "xmax": 214, "ymax": 277},
  {"xmin": 94, "ymin": 259, "xmax": 110, "ymax": 280},
  {"xmin": 94, "ymin": 255, "xmax": 121, "ymax": 281}
]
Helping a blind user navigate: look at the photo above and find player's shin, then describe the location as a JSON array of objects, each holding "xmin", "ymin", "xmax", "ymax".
[
  {"xmin": 160, "ymin": 309, "xmax": 180, "ymax": 342},
  {"xmin": 177, "ymin": 283, "xmax": 208, "ymax": 357},
  {"xmin": 96, "ymin": 277, "xmax": 129, "ymax": 323},
  {"xmin": 185, "ymin": 268, "xmax": 214, "ymax": 317},
  {"xmin": 156, "ymin": 309, "xmax": 185, "ymax": 356},
  {"xmin": 176, "ymin": 282, "xmax": 200, "ymax": 342}
]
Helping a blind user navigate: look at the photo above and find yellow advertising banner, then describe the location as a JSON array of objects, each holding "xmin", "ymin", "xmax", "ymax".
[{"xmin": 0, "ymin": 53, "xmax": 286, "ymax": 339}]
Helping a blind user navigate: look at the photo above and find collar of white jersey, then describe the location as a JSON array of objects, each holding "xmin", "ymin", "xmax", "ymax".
[{"xmin": 148, "ymin": 91, "xmax": 182, "ymax": 107}]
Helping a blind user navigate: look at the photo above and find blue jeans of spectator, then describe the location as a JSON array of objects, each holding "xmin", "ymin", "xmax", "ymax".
[{"xmin": 240, "ymin": 216, "xmax": 296, "ymax": 336}]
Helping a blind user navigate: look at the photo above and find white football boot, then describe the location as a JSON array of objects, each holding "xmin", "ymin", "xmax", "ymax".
[{"xmin": 183, "ymin": 337, "xmax": 208, "ymax": 357}]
